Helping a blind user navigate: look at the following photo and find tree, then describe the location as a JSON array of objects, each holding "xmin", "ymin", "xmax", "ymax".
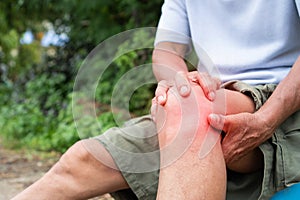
[{"xmin": 0, "ymin": 0, "xmax": 163, "ymax": 152}]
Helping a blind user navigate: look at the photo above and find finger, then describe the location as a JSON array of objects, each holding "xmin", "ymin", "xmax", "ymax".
[
  {"xmin": 208, "ymin": 114, "xmax": 227, "ymax": 132},
  {"xmin": 175, "ymin": 71, "xmax": 191, "ymax": 97},
  {"xmin": 197, "ymin": 73, "xmax": 217, "ymax": 101},
  {"xmin": 213, "ymin": 77, "xmax": 222, "ymax": 89},
  {"xmin": 208, "ymin": 77, "xmax": 222, "ymax": 100},
  {"xmin": 196, "ymin": 73, "xmax": 222, "ymax": 101},
  {"xmin": 187, "ymin": 72, "xmax": 222, "ymax": 96},
  {"xmin": 155, "ymin": 80, "xmax": 169, "ymax": 105},
  {"xmin": 187, "ymin": 71, "xmax": 200, "ymax": 83},
  {"xmin": 150, "ymin": 97, "xmax": 158, "ymax": 122}
]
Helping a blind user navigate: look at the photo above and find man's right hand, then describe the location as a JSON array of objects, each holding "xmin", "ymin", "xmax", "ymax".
[{"xmin": 154, "ymin": 71, "xmax": 221, "ymax": 106}]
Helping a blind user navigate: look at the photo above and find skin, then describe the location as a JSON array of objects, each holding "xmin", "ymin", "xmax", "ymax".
[
  {"xmin": 12, "ymin": 42, "xmax": 213, "ymax": 200},
  {"xmin": 153, "ymin": 42, "xmax": 300, "ymax": 171},
  {"xmin": 12, "ymin": 83, "xmax": 260, "ymax": 200},
  {"xmin": 154, "ymin": 80, "xmax": 264, "ymax": 199},
  {"xmin": 12, "ymin": 42, "xmax": 218, "ymax": 200},
  {"xmin": 12, "ymin": 39, "xmax": 299, "ymax": 199},
  {"xmin": 155, "ymin": 83, "xmax": 227, "ymax": 200},
  {"xmin": 152, "ymin": 42, "xmax": 220, "ymax": 102},
  {"xmin": 12, "ymin": 139, "xmax": 129, "ymax": 200},
  {"xmin": 209, "ymin": 56, "xmax": 300, "ymax": 167}
]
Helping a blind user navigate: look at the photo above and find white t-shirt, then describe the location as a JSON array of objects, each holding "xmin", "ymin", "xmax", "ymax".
[{"xmin": 155, "ymin": 0, "xmax": 300, "ymax": 85}]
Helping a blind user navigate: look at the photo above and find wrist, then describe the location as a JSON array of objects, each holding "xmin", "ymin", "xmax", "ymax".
[{"xmin": 254, "ymin": 110, "xmax": 278, "ymax": 137}]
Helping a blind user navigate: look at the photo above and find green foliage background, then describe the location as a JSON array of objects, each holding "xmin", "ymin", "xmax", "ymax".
[{"xmin": 0, "ymin": 0, "xmax": 162, "ymax": 152}]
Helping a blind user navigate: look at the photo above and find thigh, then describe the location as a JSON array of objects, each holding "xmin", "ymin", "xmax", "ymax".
[
  {"xmin": 218, "ymin": 89, "xmax": 255, "ymax": 115},
  {"xmin": 94, "ymin": 115, "xmax": 159, "ymax": 200}
]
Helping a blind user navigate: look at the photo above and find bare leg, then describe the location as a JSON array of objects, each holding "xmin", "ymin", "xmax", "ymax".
[
  {"xmin": 12, "ymin": 139, "xmax": 128, "ymax": 200},
  {"xmin": 155, "ymin": 83, "xmax": 263, "ymax": 199},
  {"xmin": 156, "ymin": 84, "xmax": 227, "ymax": 200}
]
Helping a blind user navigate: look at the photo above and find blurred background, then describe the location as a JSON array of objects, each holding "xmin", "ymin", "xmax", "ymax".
[{"xmin": 0, "ymin": 0, "xmax": 163, "ymax": 152}]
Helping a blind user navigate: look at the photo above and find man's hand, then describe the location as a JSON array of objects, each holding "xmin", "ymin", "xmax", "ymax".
[
  {"xmin": 155, "ymin": 71, "xmax": 221, "ymax": 105},
  {"xmin": 208, "ymin": 112, "xmax": 275, "ymax": 166}
]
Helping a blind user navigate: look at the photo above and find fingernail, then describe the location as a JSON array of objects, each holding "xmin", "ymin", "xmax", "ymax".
[
  {"xmin": 157, "ymin": 95, "xmax": 165, "ymax": 104},
  {"xmin": 208, "ymin": 92, "xmax": 215, "ymax": 100},
  {"xmin": 180, "ymin": 85, "xmax": 188, "ymax": 95},
  {"xmin": 209, "ymin": 114, "xmax": 218, "ymax": 123}
]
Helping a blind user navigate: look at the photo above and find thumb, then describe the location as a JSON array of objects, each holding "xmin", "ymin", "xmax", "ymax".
[
  {"xmin": 208, "ymin": 114, "xmax": 227, "ymax": 132},
  {"xmin": 155, "ymin": 80, "xmax": 169, "ymax": 105},
  {"xmin": 175, "ymin": 71, "xmax": 191, "ymax": 97}
]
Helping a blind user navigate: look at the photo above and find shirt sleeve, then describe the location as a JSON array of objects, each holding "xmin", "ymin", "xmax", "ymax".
[
  {"xmin": 296, "ymin": 0, "xmax": 300, "ymax": 17},
  {"xmin": 154, "ymin": 0, "xmax": 191, "ymax": 47}
]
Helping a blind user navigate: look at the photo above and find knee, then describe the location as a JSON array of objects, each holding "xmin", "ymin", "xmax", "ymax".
[
  {"xmin": 51, "ymin": 140, "xmax": 91, "ymax": 176},
  {"xmin": 164, "ymin": 84, "xmax": 209, "ymax": 114},
  {"xmin": 164, "ymin": 87, "xmax": 182, "ymax": 114},
  {"xmin": 51, "ymin": 139, "xmax": 118, "ymax": 177},
  {"xmin": 63, "ymin": 140, "xmax": 91, "ymax": 163}
]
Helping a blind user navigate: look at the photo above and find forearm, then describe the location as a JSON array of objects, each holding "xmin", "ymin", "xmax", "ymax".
[
  {"xmin": 152, "ymin": 42, "xmax": 189, "ymax": 82},
  {"xmin": 256, "ymin": 56, "xmax": 300, "ymax": 132}
]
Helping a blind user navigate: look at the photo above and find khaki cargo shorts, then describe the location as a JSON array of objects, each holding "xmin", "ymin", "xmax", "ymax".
[{"xmin": 95, "ymin": 80, "xmax": 300, "ymax": 200}]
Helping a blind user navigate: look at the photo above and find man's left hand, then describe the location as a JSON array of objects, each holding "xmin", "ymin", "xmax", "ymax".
[{"xmin": 208, "ymin": 112, "xmax": 275, "ymax": 166}]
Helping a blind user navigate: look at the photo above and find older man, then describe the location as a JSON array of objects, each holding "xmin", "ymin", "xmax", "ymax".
[{"xmin": 13, "ymin": 1, "xmax": 300, "ymax": 199}]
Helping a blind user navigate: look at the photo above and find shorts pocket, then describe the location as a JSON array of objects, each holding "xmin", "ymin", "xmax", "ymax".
[{"xmin": 280, "ymin": 111, "xmax": 300, "ymax": 186}]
